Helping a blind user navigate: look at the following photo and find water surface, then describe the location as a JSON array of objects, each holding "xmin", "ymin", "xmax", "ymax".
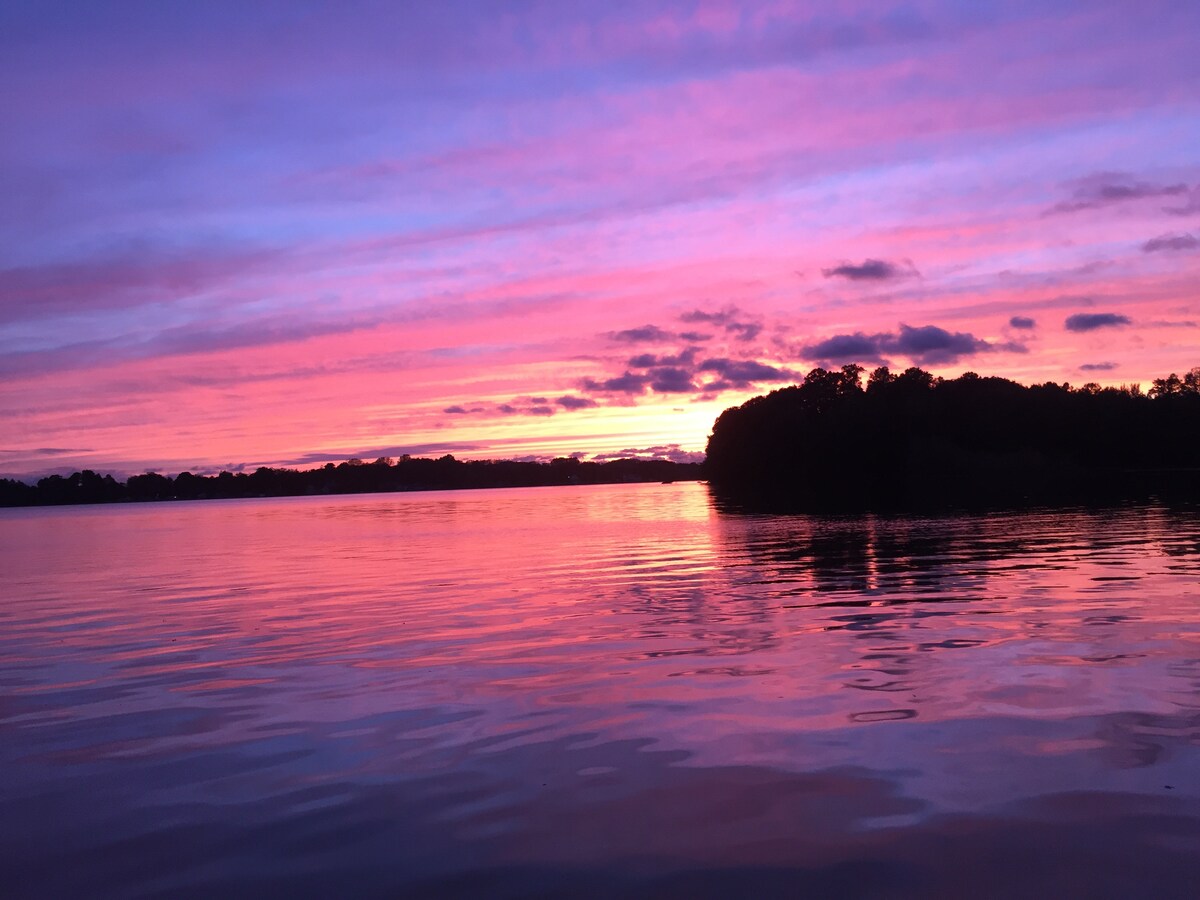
[{"xmin": 2, "ymin": 484, "xmax": 1199, "ymax": 898}]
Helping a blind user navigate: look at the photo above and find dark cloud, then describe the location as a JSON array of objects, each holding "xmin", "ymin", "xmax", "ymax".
[
  {"xmin": 1047, "ymin": 172, "xmax": 1188, "ymax": 215},
  {"xmin": 587, "ymin": 347, "xmax": 801, "ymax": 398},
  {"xmin": 1009, "ymin": 316, "xmax": 1036, "ymax": 329},
  {"xmin": 498, "ymin": 402, "xmax": 556, "ymax": 416},
  {"xmin": 821, "ymin": 258, "xmax": 916, "ymax": 281},
  {"xmin": 698, "ymin": 358, "xmax": 797, "ymax": 387},
  {"xmin": 628, "ymin": 347, "xmax": 699, "ymax": 368},
  {"xmin": 555, "ymin": 395, "xmax": 597, "ymax": 410},
  {"xmin": 887, "ymin": 324, "xmax": 991, "ymax": 364},
  {"xmin": 647, "ymin": 367, "xmax": 697, "ymax": 393},
  {"xmin": 679, "ymin": 306, "xmax": 761, "ymax": 342},
  {"xmin": 580, "ymin": 371, "xmax": 650, "ymax": 394},
  {"xmin": 591, "ymin": 444, "xmax": 705, "ymax": 464},
  {"xmin": 678, "ymin": 330, "xmax": 713, "ymax": 342},
  {"xmin": 1064, "ymin": 312, "xmax": 1132, "ymax": 332},
  {"xmin": 0, "ymin": 447, "xmax": 95, "ymax": 457},
  {"xmin": 1142, "ymin": 232, "xmax": 1198, "ymax": 253},
  {"xmin": 801, "ymin": 332, "xmax": 886, "ymax": 363},
  {"xmin": 1079, "ymin": 362, "xmax": 1118, "ymax": 372},
  {"xmin": 608, "ymin": 325, "xmax": 672, "ymax": 343},
  {"xmin": 801, "ymin": 323, "xmax": 1019, "ymax": 366},
  {"xmin": 680, "ymin": 308, "xmax": 736, "ymax": 325},
  {"xmin": 443, "ymin": 405, "xmax": 468, "ymax": 414},
  {"xmin": 726, "ymin": 321, "xmax": 762, "ymax": 342}
]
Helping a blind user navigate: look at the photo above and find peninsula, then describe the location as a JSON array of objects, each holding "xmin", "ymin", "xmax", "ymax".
[{"xmin": 705, "ymin": 365, "xmax": 1200, "ymax": 509}]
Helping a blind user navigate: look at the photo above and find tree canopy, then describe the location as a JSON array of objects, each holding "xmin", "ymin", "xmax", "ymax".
[
  {"xmin": 705, "ymin": 365, "xmax": 1200, "ymax": 509},
  {"xmin": 0, "ymin": 456, "xmax": 701, "ymax": 508}
]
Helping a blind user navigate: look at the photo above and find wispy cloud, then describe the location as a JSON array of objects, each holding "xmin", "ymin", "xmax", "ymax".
[
  {"xmin": 1142, "ymin": 233, "xmax": 1198, "ymax": 253},
  {"xmin": 1047, "ymin": 172, "xmax": 1189, "ymax": 215},
  {"xmin": 821, "ymin": 258, "xmax": 917, "ymax": 281}
]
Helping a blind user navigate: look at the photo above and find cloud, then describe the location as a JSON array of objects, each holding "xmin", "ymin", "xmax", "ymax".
[
  {"xmin": 1047, "ymin": 172, "xmax": 1189, "ymax": 214},
  {"xmin": 647, "ymin": 366, "xmax": 697, "ymax": 393},
  {"xmin": 678, "ymin": 331, "xmax": 713, "ymax": 342},
  {"xmin": 679, "ymin": 306, "xmax": 761, "ymax": 342},
  {"xmin": 801, "ymin": 323, "xmax": 1021, "ymax": 366},
  {"xmin": 591, "ymin": 444, "xmax": 705, "ymax": 464},
  {"xmin": 821, "ymin": 258, "xmax": 916, "ymax": 281},
  {"xmin": 697, "ymin": 357, "xmax": 797, "ymax": 387},
  {"xmin": 0, "ymin": 245, "xmax": 278, "ymax": 325},
  {"xmin": 887, "ymin": 324, "xmax": 991, "ymax": 364},
  {"xmin": 555, "ymin": 395, "xmax": 597, "ymax": 410},
  {"xmin": 802, "ymin": 332, "xmax": 887, "ymax": 364},
  {"xmin": 1009, "ymin": 316, "xmax": 1037, "ymax": 329},
  {"xmin": 586, "ymin": 348, "xmax": 797, "ymax": 399},
  {"xmin": 1064, "ymin": 312, "xmax": 1132, "ymax": 332},
  {"xmin": 495, "ymin": 400, "xmax": 557, "ymax": 416},
  {"xmin": 628, "ymin": 347, "xmax": 699, "ymax": 368},
  {"xmin": 1142, "ymin": 232, "xmax": 1198, "ymax": 252},
  {"xmin": 1164, "ymin": 186, "xmax": 1200, "ymax": 216},
  {"xmin": 725, "ymin": 321, "xmax": 762, "ymax": 342},
  {"xmin": 1079, "ymin": 362, "xmax": 1118, "ymax": 372},
  {"xmin": 580, "ymin": 371, "xmax": 650, "ymax": 394},
  {"xmin": 0, "ymin": 447, "xmax": 95, "ymax": 457},
  {"xmin": 608, "ymin": 325, "xmax": 672, "ymax": 343},
  {"xmin": 445, "ymin": 395, "xmax": 591, "ymax": 417},
  {"xmin": 680, "ymin": 308, "xmax": 736, "ymax": 325}
]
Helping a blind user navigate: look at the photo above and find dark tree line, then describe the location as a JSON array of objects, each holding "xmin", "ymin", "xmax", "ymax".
[
  {"xmin": 0, "ymin": 455, "xmax": 702, "ymax": 508},
  {"xmin": 705, "ymin": 365, "xmax": 1200, "ymax": 509}
]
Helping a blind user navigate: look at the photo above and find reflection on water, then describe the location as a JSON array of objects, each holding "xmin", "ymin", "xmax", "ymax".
[{"xmin": 2, "ymin": 484, "xmax": 1198, "ymax": 898}]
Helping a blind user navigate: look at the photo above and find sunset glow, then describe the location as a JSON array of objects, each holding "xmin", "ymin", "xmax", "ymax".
[{"xmin": 3, "ymin": 1, "xmax": 1198, "ymax": 477}]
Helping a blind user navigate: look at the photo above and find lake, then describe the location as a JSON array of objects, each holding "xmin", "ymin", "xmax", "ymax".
[{"xmin": 2, "ymin": 483, "xmax": 1198, "ymax": 898}]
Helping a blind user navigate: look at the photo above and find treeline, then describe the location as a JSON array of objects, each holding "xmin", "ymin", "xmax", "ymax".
[
  {"xmin": 705, "ymin": 365, "xmax": 1200, "ymax": 509},
  {"xmin": 0, "ymin": 455, "xmax": 702, "ymax": 508}
]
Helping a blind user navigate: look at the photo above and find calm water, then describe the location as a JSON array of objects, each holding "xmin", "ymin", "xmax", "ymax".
[{"xmin": 2, "ymin": 483, "xmax": 1199, "ymax": 898}]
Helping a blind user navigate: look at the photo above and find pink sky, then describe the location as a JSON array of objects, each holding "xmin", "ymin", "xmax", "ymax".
[{"xmin": 2, "ymin": 0, "xmax": 1198, "ymax": 478}]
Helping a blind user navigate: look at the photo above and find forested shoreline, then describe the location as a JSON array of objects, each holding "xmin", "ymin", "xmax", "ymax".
[
  {"xmin": 705, "ymin": 365, "xmax": 1200, "ymax": 509},
  {"xmin": 0, "ymin": 455, "xmax": 701, "ymax": 508},
  {"xmin": 8, "ymin": 365, "xmax": 1199, "ymax": 511}
]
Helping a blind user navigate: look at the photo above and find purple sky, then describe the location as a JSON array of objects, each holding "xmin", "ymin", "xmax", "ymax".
[{"xmin": 2, "ymin": 0, "xmax": 1198, "ymax": 477}]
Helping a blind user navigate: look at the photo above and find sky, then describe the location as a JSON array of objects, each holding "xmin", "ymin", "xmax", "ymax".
[{"xmin": 2, "ymin": 0, "xmax": 1199, "ymax": 479}]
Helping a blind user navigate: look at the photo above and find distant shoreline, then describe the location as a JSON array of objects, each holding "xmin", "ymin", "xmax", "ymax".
[{"xmin": 0, "ymin": 456, "xmax": 703, "ymax": 509}]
